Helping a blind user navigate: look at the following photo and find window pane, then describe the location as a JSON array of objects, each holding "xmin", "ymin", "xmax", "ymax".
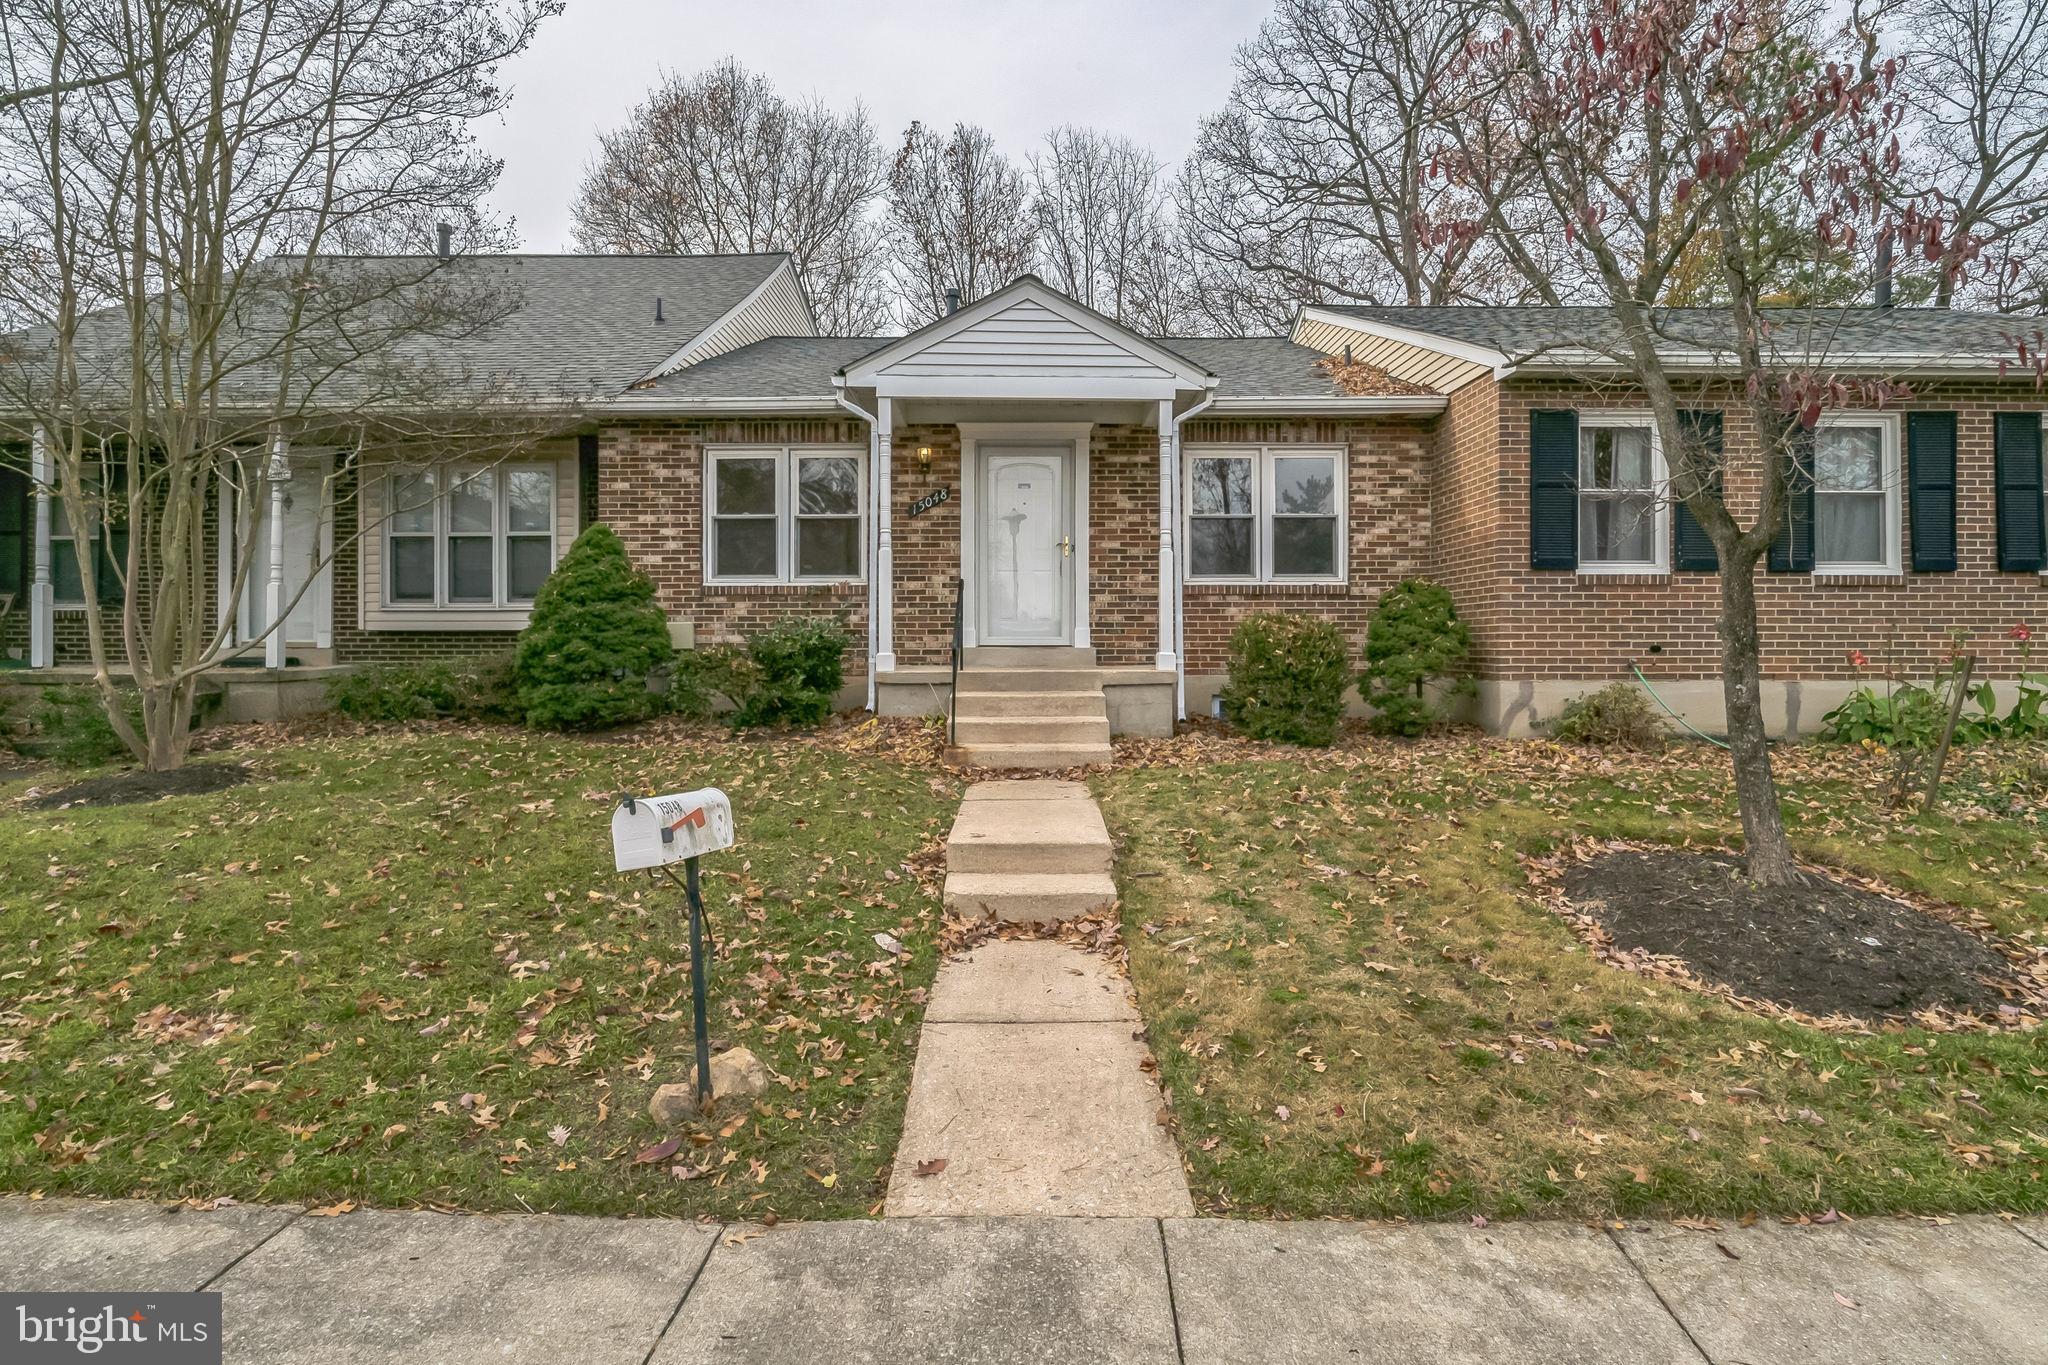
[
  {"xmin": 714, "ymin": 457, "xmax": 776, "ymax": 515},
  {"xmin": 714, "ymin": 518, "xmax": 776, "ymax": 577},
  {"xmin": 390, "ymin": 537, "xmax": 435, "ymax": 600},
  {"xmin": 1818, "ymin": 492, "xmax": 1884, "ymax": 564},
  {"xmin": 390, "ymin": 471, "xmax": 436, "ymax": 533},
  {"xmin": 508, "ymin": 469, "xmax": 553, "ymax": 532},
  {"xmin": 1273, "ymin": 517, "xmax": 1338, "ymax": 576},
  {"xmin": 448, "ymin": 536, "xmax": 493, "ymax": 601},
  {"xmin": 1189, "ymin": 517, "xmax": 1253, "ymax": 577},
  {"xmin": 797, "ymin": 518, "xmax": 860, "ymax": 577},
  {"xmin": 1580, "ymin": 492, "xmax": 1656, "ymax": 563},
  {"xmin": 1273, "ymin": 457, "xmax": 1337, "ymax": 515},
  {"xmin": 449, "ymin": 469, "xmax": 495, "ymax": 534},
  {"xmin": 1581, "ymin": 427, "xmax": 1653, "ymax": 489},
  {"xmin": 1816, "ymin": 426, "xmax": 1882, "ymax": 491},
  {"xmin": 52, "ymin": 541, "xmax": 83, "ymax": 602},
  {"xmin": 797, "ymin": 456, "xmax": 858, "ymax": 515},
  {"xmin": 507, "ymin": 536, "xmax": 551, "ymax": 599},
  {"xmin": 1190, "ymin": 457, "xmax": 1252, "ymax": 515}
]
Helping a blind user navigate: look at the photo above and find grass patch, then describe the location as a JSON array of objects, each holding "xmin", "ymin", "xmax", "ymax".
[
  {"xmin": 1099, "ymin": 735, "xmax": 2048, "ymax": 1221},
  {"xmin": 0, "ymin": 720, "xmax": 959, "ymax": 1219}
]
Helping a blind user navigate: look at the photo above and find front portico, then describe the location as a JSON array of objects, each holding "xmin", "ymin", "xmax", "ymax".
[{"xmin": 833, "ymin": 277, "xmax": 1218, "ymax": 743}]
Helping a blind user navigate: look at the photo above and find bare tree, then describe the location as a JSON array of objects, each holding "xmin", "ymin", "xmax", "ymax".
[
  {"xmin": 884, "ymin": 121, "xmax": 1037, "ymax": 327},
  {"xmin": 1892, "ymin": 0, "xmax": 2048, "ymax": 307},
  {"xmin": 1429, "ymin": 0, "xmax": 1989, "ymax": 885},
  {"xmin": 570, "ymin": 59, "xmax": 890, "ymax": 334},
  {"xmin": 0, "ymin": 0, "xmax": 564, "ymax": 771},
  {"xmin": 1029, "ymin": 127, "xmax": 1177, "ymax": 326},
  {"xmin": 1179, "ymin": 0, "xmax": 1524, "ymax": 312}
]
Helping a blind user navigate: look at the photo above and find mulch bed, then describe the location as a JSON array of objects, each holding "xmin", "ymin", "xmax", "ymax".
[
  {"xmin": 1530, "ymin": 840, "xmax": 2048, "ymax": 1031},
  {"xmin": 24, "ymin": 761, "xmax": 253, "ymax": 810}
]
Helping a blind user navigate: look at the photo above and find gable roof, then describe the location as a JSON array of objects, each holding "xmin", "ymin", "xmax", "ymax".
[
  {"xmin": 839, "ymin": 276, "xmax": 1215, "ymax": 398},
  {"xmin": 1306, "ymin": 304, "xmax": 2048, "ymax": 373}
]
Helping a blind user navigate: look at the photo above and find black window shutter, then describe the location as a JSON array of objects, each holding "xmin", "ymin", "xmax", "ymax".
[
  {"xmin": 578, "ymin": 432, "xmax": 599, "ymax": 532},
  {"xmin": 1906, "ymin": 411, "xmax": 1957, "ymax": 572},
  {"xmin": 1672, "ymin": 410, "xmax": 1722, "ymax": 571},
  {"xmin": 1529, "ymin": 409, "xmax": 1579, "ymax": 570},
  {"xmin": 1767, "ymin": 426, "xmax": 1816, "ymax": 573},
  {"xmin": 0, "ymin": 461, "xmax": 25, "ymax": 598},
  {"xmin": 1994, "ymin": 411, "xmax": 2045, "ymax": 572}
]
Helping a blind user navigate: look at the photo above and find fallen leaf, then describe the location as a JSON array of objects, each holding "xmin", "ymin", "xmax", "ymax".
[
  {"xmin": 633, "ymin": 1137, "xmax": 681, "ymax": 1165},
  {"xmin": 914, "ymin": 1158, "xmax": 948, "ymax": 1177}
]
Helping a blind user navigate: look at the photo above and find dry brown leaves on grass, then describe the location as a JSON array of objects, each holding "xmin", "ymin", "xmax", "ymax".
[
  {"xmin": 938, "ymin": 905, "xmax": 1128, "ymax": 971},
  {"xmin": 1529, "ymin": 838, "xmax": 2048, "ymax": 1034}
]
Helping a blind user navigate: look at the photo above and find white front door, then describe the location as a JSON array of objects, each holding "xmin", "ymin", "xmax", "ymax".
[
  {"xmin": 980, "ymin": 446, "xmax": 1071, "ymax": 643},
  {"xmin": 242, "ymin": 457, "xmax": 332, "ymax": 647}
]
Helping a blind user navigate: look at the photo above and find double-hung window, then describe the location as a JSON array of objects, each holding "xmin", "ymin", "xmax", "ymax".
[
  {"xmin": 705, "ymin": 447, "xmax": 864, "ymax": 584},
  {"xmin": 1813, "ymin": 415, "xmax": 1899, "ymax": 574},
  {"xmin": 384, "ymin": 463, "xmax": 556, "ymax": 607},
  {"xmin": 1577, "ymin": 414, "xmax": 1665, "ymax": 572},
  {"xmin": 1183, "ymin": 446, "xmax": 1344, "ymax": 583}
]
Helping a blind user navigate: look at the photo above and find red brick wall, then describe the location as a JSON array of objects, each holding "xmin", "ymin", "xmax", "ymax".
[
  {"xmin": 888, "ymin": 424, "xmax": 962, "ymax": 666},
  {"xmin": 1176, "ymin": 415, "xmax": 1436, "ymax": 674},
  {"xmin": 1089, "ymin": 424, "xmax": 1165, "ymax": 668},
  {"xmin": 598, "ymin": 417, "xmax": 870, "ymax": 676},
  {"xmin": 1463, "ymin": 377, "xmax": 2048, "ymax": 682}
]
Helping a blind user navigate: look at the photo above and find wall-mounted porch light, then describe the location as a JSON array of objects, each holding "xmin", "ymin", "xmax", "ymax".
[{"xmin": 916, "ymin": 445, "xmax": 933, "ymax": 474}]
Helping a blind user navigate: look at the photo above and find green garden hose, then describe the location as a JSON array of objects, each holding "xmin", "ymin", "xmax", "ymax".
[{"xmin": 1631, "ymin": 663, "xmax": 1732, "ymax": 749}]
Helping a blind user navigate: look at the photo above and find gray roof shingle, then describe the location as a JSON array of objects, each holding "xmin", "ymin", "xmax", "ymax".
[{"xmin": 1319, "ymin": 304, "xmax": 2048, "ymax": 363}]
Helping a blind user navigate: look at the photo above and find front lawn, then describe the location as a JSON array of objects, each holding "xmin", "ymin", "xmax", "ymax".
[
  {"xmin": 1100, "ymin": 734, "xmax": 2048, "ymax": 1220},
  {"xmin": 0, "ymin": 720, "xmax": 958, "ymax": 1219}
]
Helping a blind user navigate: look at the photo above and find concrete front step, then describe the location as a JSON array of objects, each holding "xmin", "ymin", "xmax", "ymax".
[
  {"xmin": 953, "ymin": 667, "xmax": 1102, "ymax": 693},
  {"xmin": 963, "ymin": 645, "xmax": 1097, "ymax": 667},
  {"xmin": 952, "ymin": 689, "xmax": 1108, "ymax": 719},
  {"xmin": 946, "ymin": 788, "xmax": 1113, "ymax": 874},
  {"xmin": 953, "ymin": 741, "xmax": 1113, "ymax": 770},
  {"xmin": 941, "ymin": 870, "xmax": 1119, "ymax": 923},
  {"xmin": 953, "ymin": 715, "xmax": 1111, "ymax": 747}
]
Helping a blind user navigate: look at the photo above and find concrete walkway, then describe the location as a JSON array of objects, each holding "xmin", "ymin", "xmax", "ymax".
[
  {"xmin": 6, "ymin": 1198, "xmax": 2045, "ymax": 1363},
  {"xmin": 893, "ymin": 778, "xmax": 1191, "ymax": 1217}
]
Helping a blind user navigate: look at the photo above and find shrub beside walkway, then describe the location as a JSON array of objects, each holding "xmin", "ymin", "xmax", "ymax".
[{"xmin": 5, "ymin": 1196, "xmax": 2046, "ymax": 1363}]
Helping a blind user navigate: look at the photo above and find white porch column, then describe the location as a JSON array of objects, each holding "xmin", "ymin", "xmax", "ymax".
[
  {"xmin": 28, "ymin": 426, "xmax": 52, "ymax": 669},
  {"xmin": 263, "ymin": 434, "xmax": 289, "ymax": 668},
  {"xmin": 874, "ymin": 397, "xmax": 895, "ymax": 673},
  {"xmin": 1155, "ymin": 399, "xmax": 1177, "ymax": 672}
]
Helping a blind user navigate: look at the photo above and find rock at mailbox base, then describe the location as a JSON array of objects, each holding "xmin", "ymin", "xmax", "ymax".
[{"xmin": 648, "ymin": 1046, "xmax": 771, "ymax": 1121}]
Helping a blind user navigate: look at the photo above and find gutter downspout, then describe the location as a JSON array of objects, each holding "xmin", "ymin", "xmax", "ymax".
[
  {"xmin": 832, "ymin": 377, "xmax": 881, "ymax": 714},
  {"xmin": 1170, "ymin": 386, "xmax": 1218, "ymax": 722}
]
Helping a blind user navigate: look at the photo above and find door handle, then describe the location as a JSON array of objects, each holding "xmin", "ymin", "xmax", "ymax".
[{"xmin": 1057, "ymin": 536, "xmax": 1073, "ymax": 557}]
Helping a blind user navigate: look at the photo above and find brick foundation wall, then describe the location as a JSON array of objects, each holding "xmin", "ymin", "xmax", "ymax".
[
  {"xmin": 598, "ymin": 417, "xmax": 870, "ymax": 676},
  {"xmin": 1461, "ymin": 376, "xmax": 2048, "ymax": 683}
]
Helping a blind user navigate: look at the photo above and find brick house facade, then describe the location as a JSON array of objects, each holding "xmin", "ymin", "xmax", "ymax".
[{"xmin": 7, "ymin": 263, "xmax": 2044, "ymax": 736}]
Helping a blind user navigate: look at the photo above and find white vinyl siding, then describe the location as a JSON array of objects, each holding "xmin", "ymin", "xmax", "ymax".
[
  {"xmin": 1292, "ymin": 315, "xmax": 1493, "ymax": 392},
  {"xmin": 875, "ymin": 298, "xmax": 1176, "ymax": 381},
  {"xmin": 657, "ymin": 262, "xmax": 816, "ymax": 375}
]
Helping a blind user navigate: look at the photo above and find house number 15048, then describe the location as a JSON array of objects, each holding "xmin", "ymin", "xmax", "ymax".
[{"xmin": 908, "ymin": 487, "xmax": 951, "ymax": 517}]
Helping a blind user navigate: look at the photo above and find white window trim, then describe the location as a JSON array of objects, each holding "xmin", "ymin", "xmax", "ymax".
[
  {"xmin": 1575, "ymin": 410, "xmax": 1668, "ymax": 576},
  {"xmin": 703, "ymin": 445, "xmax": 866, "ymax": 587},
  {"xmin": 1813, "ymin": 412, "xmax": 1901, "ymax": 577},
  {"xmin": 383, "ymin": 462, "xmax": 559, "ymax": 610},
  {"xmin": 1181, "ymin": 444, "xmax": 1347, "ymax": 585}
]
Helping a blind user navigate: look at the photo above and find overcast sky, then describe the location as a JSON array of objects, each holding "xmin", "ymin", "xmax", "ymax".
[{"xmin": 476, "ymin": 0, "xmax": 1272, "ymax": 250}]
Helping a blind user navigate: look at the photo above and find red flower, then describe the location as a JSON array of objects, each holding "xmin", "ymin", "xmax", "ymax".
[
  {"xmin": 2011, "ymin": 622, "xmax": 2034, "ymax": 642},
  {"xmin": 1847, "ymin": 649, "xmax": 1869, "ymax": 667}
]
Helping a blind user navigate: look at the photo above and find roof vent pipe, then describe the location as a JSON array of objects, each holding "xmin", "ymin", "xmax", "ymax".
[
  {"xmin": 945, "ymin": 286, "xmax": 961, "ymax": 315},
  {"xmin": 1874, "ymin": 233, "xmax": 1893, "ymax": 310},
  {"xmin": 655, "ymin": 296, "xmax": 664, "ymax": 323},
  {"xmin": 436, "ymin": 222, "xmax": 453, "ymax": 260}
]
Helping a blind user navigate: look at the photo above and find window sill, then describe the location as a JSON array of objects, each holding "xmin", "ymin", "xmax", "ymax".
[
  {"xmin": 1813, "ymin": 571, "xmax": 1905, "ymax": 587},
  {"xmin": 1574, "ymin": 569, "xmax": 1670, "ymax": 584},
  {"xmin": 703, "ymin": 580, "xmax": 865, "ymax": 594},
  {"xmin": 1185, "ymin": 580, "xmax": 1349, "ymax": 595},
  {"xmin": 363, "ymin": 605, "xmax": 531, "ymax": 632}
]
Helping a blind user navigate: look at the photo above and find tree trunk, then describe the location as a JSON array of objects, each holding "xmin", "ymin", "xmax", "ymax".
[{"xmin": 1716, "ymin": 554, "xmax": 1799, "ymax": 884}]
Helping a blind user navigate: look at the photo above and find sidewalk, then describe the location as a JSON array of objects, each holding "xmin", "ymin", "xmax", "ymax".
[{"xmin": 5, "ymin": 1197, "xmax": 2045, "ymax": 1364}]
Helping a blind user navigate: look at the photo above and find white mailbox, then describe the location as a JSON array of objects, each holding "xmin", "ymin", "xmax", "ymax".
[{"xmin": 611, "ymin": 789, "xmax": 736, "ymax": 871}]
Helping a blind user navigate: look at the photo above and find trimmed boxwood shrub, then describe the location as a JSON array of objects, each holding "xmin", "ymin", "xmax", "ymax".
[
  {"xmin": 677, "ymin": 619, "xmax": 850, "ymax": 730},
  {"xmin": 1220, "ymin": 612, "xmax": 1351, "ymax": 746},
  {"xmin": 513, "ymin": 524, "xmax": 676, "ymax": 731},
  {"xmin": 1360, "ymin": 580, "xmax": 1472, "ymax": 736},
  {"xmin": 328, "ymin": 657, "xmax": 517, "ymax": 724}
]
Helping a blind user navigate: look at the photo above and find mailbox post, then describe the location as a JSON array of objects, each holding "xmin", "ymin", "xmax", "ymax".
[{"xmin": 613, "ymin": 789, "xmax": 735, "ymax": 1112}]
